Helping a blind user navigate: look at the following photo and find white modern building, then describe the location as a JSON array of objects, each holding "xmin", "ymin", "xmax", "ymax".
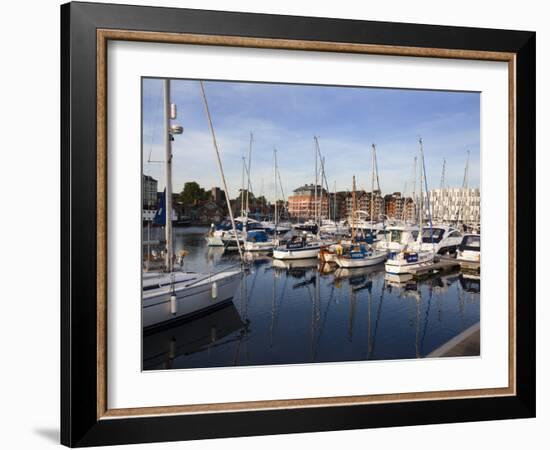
[{"xmin": 424, "ymin": 188, "xmax": 480, "ymax": 224}]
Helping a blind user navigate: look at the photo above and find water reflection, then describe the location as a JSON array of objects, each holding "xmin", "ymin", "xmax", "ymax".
[{"xmin": 143, "ymin": 227, "xmax": 480, "ymax": 370}]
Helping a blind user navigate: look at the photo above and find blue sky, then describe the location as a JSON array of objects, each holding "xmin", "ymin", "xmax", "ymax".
[{"xmin": 142, "ymin": 78, "xmax": 479, "ymax": 201}]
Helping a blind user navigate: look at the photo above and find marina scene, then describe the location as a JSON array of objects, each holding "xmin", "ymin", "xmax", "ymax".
[{"xmin": 142, "ymin": 78, "xmax": 481, "ymax": 370}]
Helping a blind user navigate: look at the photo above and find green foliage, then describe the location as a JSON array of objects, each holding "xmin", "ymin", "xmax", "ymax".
[{"xmin": 180, "ymin": 181, "xmax": 209, "ymax": 205}]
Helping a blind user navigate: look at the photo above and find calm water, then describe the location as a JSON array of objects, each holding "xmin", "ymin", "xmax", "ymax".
[{"xmin": 143, "ymin": 226, "xmax": 480, "ymax": 370}]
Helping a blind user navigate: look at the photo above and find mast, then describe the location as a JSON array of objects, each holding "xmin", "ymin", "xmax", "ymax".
[
  {"xmin": 455, "ymin": 150, "xmax": 470, "ymax": 226},
  {"xmin": 412, "ymin": 156, "xmax": 417, "ymax": 224},
  {"xmin": 277, "ymin": 167, "xmax": 286, "ymax": 219},
  {"xmin": 241, "ymin": 157, "xmax": 246, "ymax": 219},
  {"xmin": 439, "ymin": 158, "xmax": 446, "ymax": 222},
  {"xmin": 199, "ymin": 81, "xmax": 243, "ymax": 260},
  {"xmin": 352, "ymin": 175, "xmax": 357, "ymax": 243},
  {"xmin": 440, "ymin": 158, "xmax": 446, "ymax": 190},
  {"xmin": 418, "ymin": 139, "xmax": 423, "ymax": 243},
  {"xmin": 420, "ymin": 138, "xmax": 435, "ymax": 247},
  {"xmin": 321, "ymin": 156, "xmax": 329, "ymax": 221},
  {"xmin": 333, "ymin": 180, "xmax": 337, "ymax": 223},
  {"xmin": 246, "ymin": 132, "xmax": 253, "ymax": 219},
  {"xmin": 274, "ymin": 148, "xmax": 278, "ymax": 228},
  {"xmin": 371, "ymin": 144, "xmax": 376, "ymax": 225},
  {"xmin": 163, "ymin": 80, "xmax": 173, "ymax": 272},
  {"xmin": 314, "ymin": 136, "xmax": 319, "ymax": 228}
]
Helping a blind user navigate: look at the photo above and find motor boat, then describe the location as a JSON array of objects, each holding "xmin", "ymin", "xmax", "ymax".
[
  {"xmin": 456, "ymin": 234, "xmax": 480, "ymax": 270},
  {"xmin": 419, "ymin": 225, "xmax": 463, "ymax": 254}
]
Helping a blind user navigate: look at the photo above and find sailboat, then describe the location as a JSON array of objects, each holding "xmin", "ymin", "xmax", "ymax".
[
  {"xmin": 385, "ymin": 138, "xmax": 436, "ymax": 275},
  {"xmin": 142, "ymin": 79, "xmax": 241, "ymax": 332},
  {"xmin": 334, "ymin": 176, "xmax": 387, "ymax": 268},
  {"xmin": 334, "ymin": 145, "xmax": 388, "ymax": 268},
  {"xmin": 273, "ymin": 137, "xmax": 325, "ymax": 260}
]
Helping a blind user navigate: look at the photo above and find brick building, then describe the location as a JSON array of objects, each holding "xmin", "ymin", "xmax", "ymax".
[{"xmin": 288, "ymin": 184, "xmax": 329, "ymax": 220}]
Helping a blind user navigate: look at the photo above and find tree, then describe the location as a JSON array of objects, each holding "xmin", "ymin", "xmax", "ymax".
[{"xmin": 180, "ymin": 181, "xmax": 209, "ymax": 205}]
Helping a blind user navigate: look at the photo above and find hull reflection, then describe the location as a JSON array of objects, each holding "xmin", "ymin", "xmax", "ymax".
[{"xmin": 143, "ymin": 303, "xmax": 247, "ymax": 370}]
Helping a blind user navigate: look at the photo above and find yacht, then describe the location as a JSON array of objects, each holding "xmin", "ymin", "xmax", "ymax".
[
  {"xmin": 375, "ymin": 224, "xmax": 419, "ymax": 252},
  {"xmin": 456, "ymin": 234, "xmax": 480, "ymax": 269},
  {"xmin": 419, "ymin": 225, "xmax": 463, "ymax": 254}
]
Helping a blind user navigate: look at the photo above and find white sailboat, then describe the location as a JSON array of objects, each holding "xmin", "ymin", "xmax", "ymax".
[
  {"xmin": 385, "ymin": 138, "xmax": 436, "ymax": 275},
  {"xmin": 335, "ymin": 146, "xmax": 388, "ymax": 268},
  {"xmin": 142, "ymin": 79, "xmax": 242, "ymax": 331},
  {"xmin": 273, "ymin": 137, "xmax": 325, "ymax": 260}
]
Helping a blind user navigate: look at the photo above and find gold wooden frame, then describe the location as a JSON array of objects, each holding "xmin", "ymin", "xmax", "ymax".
[{"xmin": 96, "ymin": 29, "xmax": 516, "ymax": 420}]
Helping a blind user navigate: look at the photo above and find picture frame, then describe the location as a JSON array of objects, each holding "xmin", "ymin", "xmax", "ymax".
[{"xmin": 60, "ymin": 1, "xmax": 535, "ymax": 447}]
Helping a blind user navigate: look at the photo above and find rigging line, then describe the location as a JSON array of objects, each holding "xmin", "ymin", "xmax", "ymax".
[
  {"xmin": 373, "ymin": 144, "xmax": 381, "ymax": 193},
  {"xmin": 277, "ymin": 168, "xmax": 286, "ymax": 208},
  {"xmin": 199, "ymin": 81, "xmax": 244, "ymax": 261}
]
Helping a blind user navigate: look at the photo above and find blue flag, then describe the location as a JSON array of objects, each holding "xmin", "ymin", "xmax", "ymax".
[{"xmin": 153, "ymin": 189, "xmax": 166, "ymax": 225}]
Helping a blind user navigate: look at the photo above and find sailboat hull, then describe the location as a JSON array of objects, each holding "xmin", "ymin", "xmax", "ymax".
[
  {"xmin": 142, "ymin": 270, "xmax": 242, "ymax": 331},
  {"xmin": 273, "ymin": 245, "xmax": 322, "ymax": 260},
  {"xmin": 335, "ymin": 252, "xmax": 387, "ymax": 268}
]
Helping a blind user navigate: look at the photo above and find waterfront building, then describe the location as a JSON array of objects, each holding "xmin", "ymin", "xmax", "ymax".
[
  {"xmin": 288, "ymin": 184, "xmax": 329, "ymax": 220},
  {"xmin": 425, "ymin": 187, "xmax": 480, "ymax": 225},
  {"xmin": 344, "ymin": 190, "xmax": 384, "ymax": 221},
  {"xmin": 384, "ymin": 192, "xmax": 416, "ymax": 221},
  {"xmin": 329, "ymin": 191, "xmax": 348, "ymax": 220}
]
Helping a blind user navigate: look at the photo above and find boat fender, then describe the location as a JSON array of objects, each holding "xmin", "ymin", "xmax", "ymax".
[
  {"xmin": 211, "ymin": 281, "xmax": 218, "ymax": 299},
  {"xmin": 170, "ymin": 294, "xmax": 177, "ymax": 315}
]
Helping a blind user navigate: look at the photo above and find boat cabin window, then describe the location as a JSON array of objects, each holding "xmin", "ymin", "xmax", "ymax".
[
  {"xmin": 421, "ymin": 228, "xmax": 444, "ymax": 243},
  {"xmin": 389, "ymin": 230, "xmax": 402, "ymax": 242},
  {"xmin": 460, "ymin": 235, "xmax": 480, "ymax": 250}
]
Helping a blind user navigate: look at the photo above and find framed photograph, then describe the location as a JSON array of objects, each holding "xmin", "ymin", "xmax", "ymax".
[{"xmin": 61, "ymin": 1, "xmax": 535, "ymax": 447}]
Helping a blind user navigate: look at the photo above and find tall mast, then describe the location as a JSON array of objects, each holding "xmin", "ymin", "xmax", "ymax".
[
  {"xmin": 314, "ymin": 136, "xmax": 319, "ymax": 227},
  {"xmin": 371, "ymin": 144, "xmax": 376, "ymax": 225},
  {"xmin": 352, "ymin": 175, "xmax": 357, "ymax": 243},
  {"xmin": 412, "ymin": 156, "xmax": 418, "ymax": 224},
  {"xmin": 163, "ymin": 80, "xmax": 173, "ymax": 272},
  {"xmin": 273, "ymin": 148, "xmax": 278, "ymax": 228},
  {"xmin": 418, "ymin": 139, "xmax": 423, "ymax": 243},
  {"xmin": 246, "ymin": 132, "xmax": 253, "ymax": 218},
  {"xmin": 440, "ymin": 158, "xmax": 446, "ymax": 190},
  {"xmin": 199, "ymin": 81, "xmax": 243, "ymax": 260},
  {"xmin": 456, "ymin": 149, "xmax": 470, "ymax": 225},
  {"xmin": 241, "ymin": 157, "xmax": 245, "ymax": 219},
  {"xmin": 420, "ymin": 138, "xmax": 435, "ymax": 247},
  {"xmin": 322, "ymin": 156, "xmax": 329, "ymax": 221},
  {"xmin": 333, "ymin": 180, "xmax": 337, "ymax": 223},
  {"xmin": 439, "ymin": 158, "xmax": 446, "ymax": 222},
  {"xmin": 462, "ymin": 150, "xmax": 470, "ymax": 189}
]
